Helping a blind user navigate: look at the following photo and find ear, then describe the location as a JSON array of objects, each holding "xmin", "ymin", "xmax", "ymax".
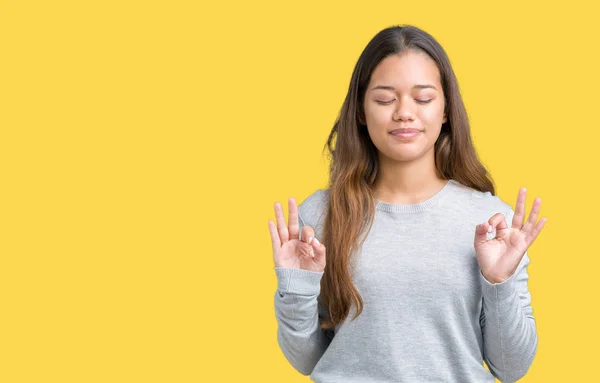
[{"xmin": 442, "ymin": 112, "xmax": 447, "ymax": 124}]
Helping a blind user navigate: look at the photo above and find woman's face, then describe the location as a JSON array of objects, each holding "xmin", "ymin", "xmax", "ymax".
[{"xmin": 363, "ymin": 51, "xmax": 447, "ymax": 163}]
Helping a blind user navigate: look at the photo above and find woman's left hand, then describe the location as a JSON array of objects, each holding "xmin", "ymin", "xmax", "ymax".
[{"xmin": 474, "ymin": 188, "xmax": 547, "ymax": 284}]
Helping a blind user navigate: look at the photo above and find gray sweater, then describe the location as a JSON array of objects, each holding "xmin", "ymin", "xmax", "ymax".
[{"xmin": 273, "ymin": 179, "xmax": 538, "ymax": 382}]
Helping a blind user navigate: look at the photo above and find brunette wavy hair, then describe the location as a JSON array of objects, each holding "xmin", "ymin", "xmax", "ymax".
[{"xmin": 319, "ymin": 24, "xmax": 496, "ymax": 330}]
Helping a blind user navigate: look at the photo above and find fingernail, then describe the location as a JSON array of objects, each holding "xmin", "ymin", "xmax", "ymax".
[
  {"xmin": 487, "ymin": 225, "xmax": 493, "ymax": 233},
  {"xmin": 313, "ymin": 237, "xmax": 320, "ymax": 246},
  {"xmin": 308, "ymin": 236, "xmax": 314, "ymax": 245}
]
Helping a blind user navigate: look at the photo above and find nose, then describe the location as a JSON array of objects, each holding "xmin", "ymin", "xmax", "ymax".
[{"xmin": 392, "ymin": 97, "xmax": 415, "ymax": 122}]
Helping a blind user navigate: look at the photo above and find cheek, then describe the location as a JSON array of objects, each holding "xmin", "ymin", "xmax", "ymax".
[
  {"xmin": 421, "ymin": 109, "xmax": 444, "ymax": 124},
  {"xmin": 365, "ymin": 107, "xmax": 391, "ymax": 128},
  {"xmin": 423, "ymin": 102, "xmax": 446, "ymax": 124}
]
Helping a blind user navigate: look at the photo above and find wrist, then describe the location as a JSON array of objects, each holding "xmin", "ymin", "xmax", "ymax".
[{"xmin": 482, "ymin": 273, "xmax": 505, "ymax": 284}]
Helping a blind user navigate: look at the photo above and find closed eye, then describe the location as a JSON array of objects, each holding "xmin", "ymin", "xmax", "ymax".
[{"xmin": 375, "ymin": 99, "xmax": 432, "ymax": 105}]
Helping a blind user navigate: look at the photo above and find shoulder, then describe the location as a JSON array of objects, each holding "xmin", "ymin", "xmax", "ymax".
[
  {"xmin": 445, "ymin": 179, "xmax": 513, "ymax": 223},
  {"xmin": 298, "ymin": 188, "xmax": 329, "ymax": 230},
  {"xmin": 468, "ymin": 185, "xmax": 514, "ymax": 224}
]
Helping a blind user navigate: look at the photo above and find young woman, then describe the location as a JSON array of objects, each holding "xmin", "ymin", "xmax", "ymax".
[{"xmin": 269, "ymin": 25, "xmax": 546, "ymax": 383}]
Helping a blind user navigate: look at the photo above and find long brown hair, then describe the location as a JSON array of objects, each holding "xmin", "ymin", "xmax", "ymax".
[{"xmin": 319, "ymin": 24, "xmax": 496, "ymax": 330}]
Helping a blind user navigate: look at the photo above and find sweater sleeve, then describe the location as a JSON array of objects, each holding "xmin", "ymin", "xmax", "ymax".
[
  {"xmin": 274, "ymin": 267, "xmax": 333, "ymax": 375},
  {"xmin": 479, "ymin": 207, "xmax": 539, "ymax": 383}
]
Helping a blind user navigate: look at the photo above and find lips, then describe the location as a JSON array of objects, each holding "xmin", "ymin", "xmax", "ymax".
[{"xmin": 389, "ymin": 128, "xmax": 422, "ymax": 135}]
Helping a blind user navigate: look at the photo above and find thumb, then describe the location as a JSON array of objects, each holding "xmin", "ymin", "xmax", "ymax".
[
  {"xmin": 474, "ymin": 222, "xmax": 493, "ymax": 246},
  {"xmin": 301, "ymin": 225, "xmax": 315, "ymax": 243},
  {"xmin": 310, "ymin": 237, "xmax": 326, "ymax": 261}
]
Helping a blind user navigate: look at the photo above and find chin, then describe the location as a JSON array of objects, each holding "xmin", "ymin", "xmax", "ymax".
[
  {"xmin": 384, "ymin": 147, "xmax": 430, "ymax": 162},
  {"xmin": 387, "ymin": 152, "xmax": 424, "ymax": 162}
]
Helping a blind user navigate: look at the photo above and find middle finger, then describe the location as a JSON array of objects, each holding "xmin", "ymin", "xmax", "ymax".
[
  {"xmin": 513, "ymin": 187, "xmax": 527, "ymax": 229},
  {"xmin": 288, "ymin": 198, "xmax": 299, "ymax": 240}
]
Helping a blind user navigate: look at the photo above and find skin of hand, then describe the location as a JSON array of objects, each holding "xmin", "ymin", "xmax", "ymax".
[
  {"xmin": 474, "ymin": 188, "xmax": 547, "ymax": 284},
  {"xmin": 268, "ymin": 198, "xmax": 326, "ymax": 272}
]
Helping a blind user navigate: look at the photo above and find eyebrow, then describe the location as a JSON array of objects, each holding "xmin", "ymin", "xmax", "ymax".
[{"xmin": 370, "ymin": 84, "xmax": 437, "ymax": 91}]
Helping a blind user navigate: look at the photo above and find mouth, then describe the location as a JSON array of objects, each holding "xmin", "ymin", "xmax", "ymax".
[{"xmin": 389, "ymin": 128, "xmax": 422, "ymax": 140}]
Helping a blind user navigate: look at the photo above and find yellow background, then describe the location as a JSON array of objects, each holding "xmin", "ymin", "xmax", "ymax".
[{"xmin": 1, "ymin": 0, "xmax": 597, "ymax": 381}]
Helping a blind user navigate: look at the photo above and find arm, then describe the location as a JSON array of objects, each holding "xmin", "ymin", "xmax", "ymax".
[
  {"xmin": 272, "ymin": 202, "xmax": 333, "ymax": 376},
  {"xmin": 479, "ymin": 208, "xmax": 539, "ymax": 382},
  {"xmin": 274, "ymin": 267, "xmax": 333, "ymax": 375}
]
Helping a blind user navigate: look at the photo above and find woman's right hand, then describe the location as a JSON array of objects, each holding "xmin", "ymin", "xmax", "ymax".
[{"xmin": 268, "ymin": 198, "xmax": 326, "ymax": 272}]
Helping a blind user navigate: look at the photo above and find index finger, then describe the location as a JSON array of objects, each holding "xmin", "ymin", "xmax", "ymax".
[{"xmin": 288, "ymin": 198, "xmax": 299, "ymax": 240}]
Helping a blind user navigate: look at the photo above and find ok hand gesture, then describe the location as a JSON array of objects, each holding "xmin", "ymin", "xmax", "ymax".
[
  {"xmin": 268, "ymin": 198, "xmax": 326, "ymax": 272},
  {"xmin": 474, "ymin": 188, "xmax": 547, "ymax": 284}
]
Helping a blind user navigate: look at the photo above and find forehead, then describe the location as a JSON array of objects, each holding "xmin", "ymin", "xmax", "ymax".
[{"xmin": 368, "ymin": 52, "xmax": 441, "ymax": 90}]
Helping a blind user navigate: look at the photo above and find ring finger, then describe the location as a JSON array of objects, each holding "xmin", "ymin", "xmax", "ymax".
[
  {"xmin": 274, "ymin": 202, "xmax": 289, "ymax": 243},
  {"xmin": 523, "ymin": 198, "xmax": 542, "ymax": 233}
]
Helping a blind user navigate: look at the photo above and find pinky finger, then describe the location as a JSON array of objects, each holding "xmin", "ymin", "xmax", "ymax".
[
  {"xmin": 268, "ymin": 220, "xmax": 281, "ymax": 251},
  {"xmin": 530, "ymin": 217, "xmax": 547, "ymax": 242}
]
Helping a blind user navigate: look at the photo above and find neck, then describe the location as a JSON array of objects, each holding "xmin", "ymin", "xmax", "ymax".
[{"xmin": 372, "ymin": 152, "xmax": 447, "ymax": 205}]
